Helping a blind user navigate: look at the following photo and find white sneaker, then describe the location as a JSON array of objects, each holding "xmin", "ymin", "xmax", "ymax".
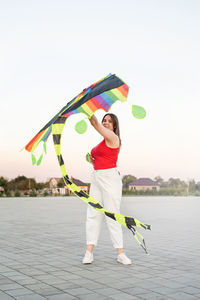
[
  {"xmin": 82, "ymin": 250, "xmax": 94, "ymax": 264},
  {"xmin": 117, "ymin": 253, "xmax": 132, "ymax": 265}
]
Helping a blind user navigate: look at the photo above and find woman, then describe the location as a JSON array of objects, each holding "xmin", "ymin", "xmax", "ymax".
[{"xmin": 82, "ymin": 113, "xmax": 132, "ymax": 265}]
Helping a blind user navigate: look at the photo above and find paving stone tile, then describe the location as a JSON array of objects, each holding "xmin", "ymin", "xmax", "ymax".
[
  {"xmin": 81, "ymin": 281, "xmax": 105, "ymax": 290},
  {"xmin": 181, "ymin": 286, "xmax": 200, "ymax": 295},
  {"xmin": 15, "ymin": 294, "xmax": 47, "ymax": 300},
  {"xmin": 33, "ymin": 287, "xmax": 64, "ymax": 297},
  {"xmin": 110, "ymin": 292, "xmax": 141, "ymax": 300},
  {"xmin": 19, "ymin": 268, "xmax": 46, "ymax": 276},
  {"xmin": 161, "ymin": 280, "xmax": 186, "ymax": 289},
  {"xmin": 119, "ymin": 286, "xmax": 150, "ymax": 295},
  {"xmin": 0, "ymin": 278, "xmax": 16, "ymax": 285},
  {"xmin": 53, "ymin": 273, "xmax": 82, "ymax": 280},
  {"xmin": 119, "ymin": 276, "xmax": 144, "ymax": 285},
  {"xmin": 95, "ymin": 287, "xmax": 118, "ymax": 296},
  {"xmin": 150, "ymin": 286, "xmax": 182, "ymax": 295},
  {"xmin": 33, "ymin": 276, "xmax": 67, "ymax": 285},
  {"xmin": 15, "ymin": 278, "xmax": 40, "ymax": 285},
  {"xmin": 0, "ymin": 291, "xmax": 14, "ymax": 300},
  {"xmin": 6, "ymin": 287, "xmax": 33, "ymax": 297},
  {"xmin": 69, "ymin": 278, "xmax": 104, "ymax": 290},
  {"xmin": 25, "ymin": 283, "xmax": 53, "ymax": 291},
  {"xmin": 170, "ymin": 292, "xmax": 199, "ymax": 299},
  {"xmin": 0, "ymin": 283, "xmax": 24, "ymax": 291},
  {"xmin": 137, "ymin": 292, "xmax": 172, "ymax": 299},
  {"xmin": 106, "ymin": 280, "xmax": 134, "ymax": 289},
  {"xmin": 66, "ymin": 287, "xmax": 93, "ymax": 296},
  {"xmin": 78, "ymin": 294, "xmax": 108, "ymax": 300},
  {"xmin": 133, "ymin": 280, "xmax": 163, "ymax": 289},
  {"xmin": 47, "ymin": 294, "xmax": 78, "ymax": 300}
]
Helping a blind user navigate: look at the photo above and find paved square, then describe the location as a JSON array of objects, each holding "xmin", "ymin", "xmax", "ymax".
[{"xmin": 0, "ymin": 196, "xmax": 199, "ymax": 299}]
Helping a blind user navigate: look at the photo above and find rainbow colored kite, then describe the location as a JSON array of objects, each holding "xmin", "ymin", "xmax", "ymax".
[{"xmin": 25, "ymin": 74, "xmax": 128, "ymax": 153}]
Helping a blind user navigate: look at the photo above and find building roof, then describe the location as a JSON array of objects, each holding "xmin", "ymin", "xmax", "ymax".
[
  {"xmin": 72, "ymin": 178, "xmax": 89, "ymax": 186},
  {"xmin": 129, "ymin": 178, "xmax": 159, "ymax": 186},
  {"xmin": 49, "ymin": 177, "xmax": 89, "ymax": 187},
  {"xmin": 49, "ymin": 178, "xmax": 61, "ymax": 182}
]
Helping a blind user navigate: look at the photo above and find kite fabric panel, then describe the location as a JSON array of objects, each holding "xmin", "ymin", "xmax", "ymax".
[{"xmin": 25, "ymin": 73, "xmax": 151, "ymax": 254}]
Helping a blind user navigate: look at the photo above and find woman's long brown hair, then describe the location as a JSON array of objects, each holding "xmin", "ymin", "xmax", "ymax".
[{"xmin": 102, "ymin": 113, "xmax": 121, "ymax": 147}]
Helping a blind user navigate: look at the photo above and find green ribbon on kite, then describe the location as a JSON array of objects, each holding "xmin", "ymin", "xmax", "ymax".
[
  {"xmin": 75, "ymin": 119, "xmax": 88, "ymax": 134},
  {"xmin": 24, "ymin": 74, "xmax": 151, "ymax": 254},
  {"xmin": 132, "ymin": 105, "xmax": 146, "ymax": 119}
]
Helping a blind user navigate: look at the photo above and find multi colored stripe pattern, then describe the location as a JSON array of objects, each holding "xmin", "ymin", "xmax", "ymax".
[{"xmin": 25, "ymin": 74, "xmax": 128, "ymax": 153}]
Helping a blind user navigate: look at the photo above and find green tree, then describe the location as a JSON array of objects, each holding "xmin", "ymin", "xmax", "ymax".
[
  {"xmin": 168, "ymin": 178, "xmax": 187, "ymax": 189},
  {"xmin": 57, "ymin": 179, "xmax": 65, "ymax": 188},
  {"xmin": 29, "ymin": 190, "xmax": 37, "ymax": 197},
  {"xmin": 0, "ymin": 176, "xmax": 8, "ymax": 193},
  {"xmin": 196, "ymin": 182, "xmax": 200, "ymax": 191},
  {"xmin": 14, "ymin": 190, "xmax": 21, "ymax": 197},
  {"xmin": 8, "ymin": 176, "xmax": 37, "ymax": 191},
  {"xmin": 6, "ymin": 190, "xmax": 11, "ymax": 197},
  {"xmin": 36, "ymin": 182, "xmax": 46, "ymax": 190},
  {"xmin": 43, "ymin": 191, "xmax": 48, "ymax": 197},
  {"xmin": 188, "ymin": 180, "xmax": 196, "ymax": 194},
  {"xmin": 122, "ymin": 175, "xmax": 137, "ymax": 189},
  {"xmin": 154, "ymin": 176, "xmax": 164, "ymax": 186}
]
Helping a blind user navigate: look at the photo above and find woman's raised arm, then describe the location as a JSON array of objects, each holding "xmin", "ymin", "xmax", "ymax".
[{"xmin": 89, "ymin": 115, "xmax": 118, "ymax": 147}]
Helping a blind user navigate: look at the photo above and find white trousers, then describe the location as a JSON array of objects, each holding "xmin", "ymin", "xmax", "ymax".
[{"xmin": 86, "ymin": 168, "xmax": 123, "ymax": 248}]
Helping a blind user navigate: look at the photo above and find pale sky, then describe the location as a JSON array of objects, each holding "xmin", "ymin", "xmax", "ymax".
[{"xmin": 0, "ymin": 0, "xmax": 200, "ymax": 183}]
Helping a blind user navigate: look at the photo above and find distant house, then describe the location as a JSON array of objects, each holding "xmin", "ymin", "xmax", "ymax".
[
  {"xmin": 72, "ymin": 178, "xmax": 90, "ymax": 194},
  {"xmin": 49, "ymin": 178, "xmax": 62, "ymax": 188},
  {"xmin": 51, "ymin": 187, "xmax": 67, "ymax": 195},
  {"xmin": 128, "ymin": 178, "xmax": 160, "ymax": 191},
  {"xmin": 48, "ymin": 177, "xmax": 90, "ymax": 195}
]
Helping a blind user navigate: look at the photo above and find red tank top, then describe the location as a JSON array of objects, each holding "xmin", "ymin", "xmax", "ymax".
[{"xmin": 91, "ymin": 140, "xmax": 119, "ymax": 170}]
